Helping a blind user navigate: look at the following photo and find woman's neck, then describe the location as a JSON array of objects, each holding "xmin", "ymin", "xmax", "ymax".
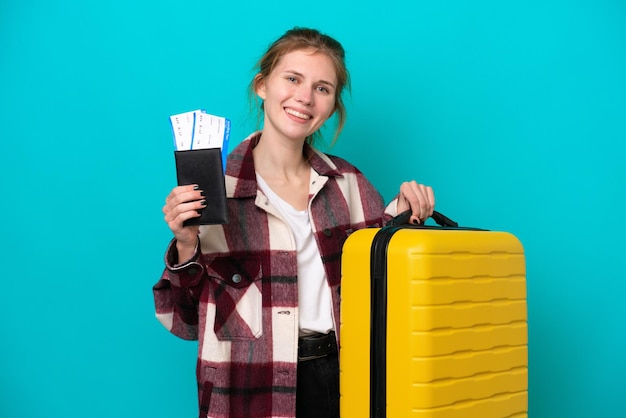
[
  {"xmin": 252, "ymin": 132, "xmax": 312, "ymax": 211},
  {"xmin": 252, "ymin": 131, "xmax": 309, "ymax": 179}
]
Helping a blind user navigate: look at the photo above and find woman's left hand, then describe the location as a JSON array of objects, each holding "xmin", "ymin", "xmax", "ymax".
[{"xmin": 396, "ymin": 181, "xmax": 435, "ymax": 224}]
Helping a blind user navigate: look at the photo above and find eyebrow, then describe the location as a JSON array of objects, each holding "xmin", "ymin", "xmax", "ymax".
[{"xmin": 284, "ymin": 70, "xmax": 336, "ymax": 89}]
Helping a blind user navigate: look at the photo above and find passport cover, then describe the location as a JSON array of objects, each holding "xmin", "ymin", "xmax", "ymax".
[{"xmin": 174, "ymin": 148, "xmax": 228, "ymax": 226}]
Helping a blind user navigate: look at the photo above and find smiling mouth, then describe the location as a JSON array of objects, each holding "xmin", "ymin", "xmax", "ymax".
[{"xmin": 285, "ymin": 108, "xmax": 312, "ymax": 120}]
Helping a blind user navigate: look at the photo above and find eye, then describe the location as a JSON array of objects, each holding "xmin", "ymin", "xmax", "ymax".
[
  {"xmin": 317, "ymin": 85, "xmax": 331, "ymax": 94},
  {"xmin": 287, "ymin": 76, "xmax": 298, "ymax": 83}
]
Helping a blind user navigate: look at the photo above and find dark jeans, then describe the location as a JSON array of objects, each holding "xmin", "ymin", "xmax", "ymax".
[{"xmin": 296, "ymin": 352, "xmax": 340, "ymax": 418}]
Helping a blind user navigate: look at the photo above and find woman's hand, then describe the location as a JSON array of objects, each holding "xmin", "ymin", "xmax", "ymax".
[
  {"xmin": 163, "ymin": 185, "xmax": 206, "ymax": 261},
  {"xmin": 396, "ymin": 181, "xmax": 435, "ymax": 224}
]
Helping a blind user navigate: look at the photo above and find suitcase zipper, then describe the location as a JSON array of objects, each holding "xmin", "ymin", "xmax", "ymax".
[{"xmin": 370, "ymin": 225, "xmax": 401, "ymax": 418}]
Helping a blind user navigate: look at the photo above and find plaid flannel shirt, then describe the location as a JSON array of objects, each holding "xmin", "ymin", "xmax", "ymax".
[{"xmin": 154, "ymin": 132, "xmax": 395, "ymax": 417}]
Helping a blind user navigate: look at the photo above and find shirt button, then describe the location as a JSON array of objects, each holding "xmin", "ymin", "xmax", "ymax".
[
  {"xmin": 188, "ymin": 267, "xmax": 198, "ymax": 276},
  {"xmin": 323, "ymin": 228, "xmax": 332, "ymax": 237},
  {"xmin": 232, "ymin": 273, "xmax": 242, "ymax": 284}
]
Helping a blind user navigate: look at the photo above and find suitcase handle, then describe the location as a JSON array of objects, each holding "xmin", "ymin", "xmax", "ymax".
[{"xmin": 387, "ymin": 210, "xmax": 459, "ymax": 228}]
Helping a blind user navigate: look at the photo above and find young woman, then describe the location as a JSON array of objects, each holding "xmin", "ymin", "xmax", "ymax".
[{"xmin": 155, "ymin": 27, "xmax": 435, "ymax": 418}]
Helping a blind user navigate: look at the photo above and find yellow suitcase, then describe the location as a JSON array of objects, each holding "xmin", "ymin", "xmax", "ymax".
[{"xmin": 340, "ymin": 212, "xmax": 527, "ymax": 417}]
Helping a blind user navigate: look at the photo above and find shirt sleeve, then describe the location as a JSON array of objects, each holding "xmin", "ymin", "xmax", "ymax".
[
  {"xmin": 383, "ymin": 196, "xmax": 400, "ymax": 224},
  {"xmin": 153, "ymin": 238, "xmax": 206, "ymax": 341}
]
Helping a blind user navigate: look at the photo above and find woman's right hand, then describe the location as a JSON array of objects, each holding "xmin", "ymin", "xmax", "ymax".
[{"xmin": 163, "ymin": 185, "xmax": 207, "ymax": 261}]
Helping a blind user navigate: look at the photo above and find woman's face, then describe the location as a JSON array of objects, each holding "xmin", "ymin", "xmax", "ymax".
[{"xmin": 255, "ymin": 48, "xmax": 338, "ymax": 143}]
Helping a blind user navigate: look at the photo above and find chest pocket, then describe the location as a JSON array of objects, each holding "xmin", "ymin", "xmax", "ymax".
[{"xmin": 207, "ymin": 255, "xmax": 263, "ymax": 340}]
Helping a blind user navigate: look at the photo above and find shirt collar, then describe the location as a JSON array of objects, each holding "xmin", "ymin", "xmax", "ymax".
[{"xmin": 225, "ymin": 132, "xmax": 343, "ymax": 199}]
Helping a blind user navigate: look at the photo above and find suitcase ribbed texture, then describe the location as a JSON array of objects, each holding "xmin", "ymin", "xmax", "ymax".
[{"xmin": 340, "ymin": 227, "xmax": 527, "ymax": 417}]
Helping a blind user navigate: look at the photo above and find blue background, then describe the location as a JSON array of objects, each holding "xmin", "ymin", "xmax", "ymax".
[{"xmin": 1, "ymin": 0, "xmax": 625, "ymax": 416}]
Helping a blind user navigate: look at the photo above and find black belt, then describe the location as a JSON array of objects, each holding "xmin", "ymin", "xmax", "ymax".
[{"xmin": 298, "ymin": 331, "xmax": 338, "ymax": 361}]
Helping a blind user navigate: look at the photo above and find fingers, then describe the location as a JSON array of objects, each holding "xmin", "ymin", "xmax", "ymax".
[
  {"xmin": 163, "ymin": 185, "xmax": 205, "ymax": 243},
  {"xmin": 164, "ymin": 185, "xmax": 203, "ymax": 209},
  {"xmin": 399, "ymin": 181, "xmax": 435, "ymax": 224}
]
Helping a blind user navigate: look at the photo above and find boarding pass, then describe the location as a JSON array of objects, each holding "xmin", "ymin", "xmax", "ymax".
[{"xmin": 170, "ymin": 109, "xmax": 231, "ymax": 151}]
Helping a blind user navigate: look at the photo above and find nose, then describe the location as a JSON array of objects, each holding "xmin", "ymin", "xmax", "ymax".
[{"xmin": 295, "ymin": 84, "xmax": 313, "ymax": 106}]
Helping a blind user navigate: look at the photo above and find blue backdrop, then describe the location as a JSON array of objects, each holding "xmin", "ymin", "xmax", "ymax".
[{"xmin": 1, "ymin": 0, "xmax": 625, "ymax": 416}]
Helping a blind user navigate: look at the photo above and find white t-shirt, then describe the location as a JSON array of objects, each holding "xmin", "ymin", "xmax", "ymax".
[{"xmin": 256, "ymin": 173, "xmax": 334, "ymax": 335}]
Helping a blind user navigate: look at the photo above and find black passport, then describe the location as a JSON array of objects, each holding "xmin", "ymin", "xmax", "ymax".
[{"xmin": 174, "ymin": 148, "xmax": 228, "ymax": 226}]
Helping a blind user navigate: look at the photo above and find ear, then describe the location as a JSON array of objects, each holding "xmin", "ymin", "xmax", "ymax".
[{"xmin": 254, "ymin": 73, "xmax": 266, "ymax": 100}]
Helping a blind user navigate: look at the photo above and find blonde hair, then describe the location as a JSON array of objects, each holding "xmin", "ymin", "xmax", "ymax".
[{"xmin": 250, "ymin": 27, "xmax": 350, "ymax": 146}]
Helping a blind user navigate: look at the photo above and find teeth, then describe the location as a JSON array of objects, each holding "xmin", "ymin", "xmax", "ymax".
[{"xmin": 285, "ymin": 108, "xmax": 311, "ymax": 120}]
